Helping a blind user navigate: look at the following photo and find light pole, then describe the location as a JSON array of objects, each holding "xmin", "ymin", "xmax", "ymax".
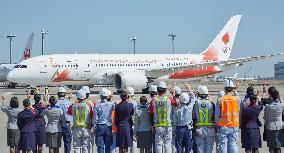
[
  {"xmin": 168, "ymin": 32, "xmax": 177, "ymax": 54},
  {"xmin": 41, "ymin": 29, "xmax": 48, "ymax": 55},
  {"xmin": 7, "ymin": 34, "xmax": 15, "ymax": 64},
  {"xmin": 130, "ymin": 36, "xmax": 137, "ymax": 54}
]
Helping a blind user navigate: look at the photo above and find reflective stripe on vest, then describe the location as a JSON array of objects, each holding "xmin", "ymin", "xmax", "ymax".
[
  {"xmin": 197, "ymin": 108, "xmax": 213, "ymax": 126},
  {"xmin": 154, "ymin": 96, "xmax": 171, "ymax": 127},
  {"xmin": 112, "ymin": 111, "xmax": 117, "ymax": 132},
  {"xmin": 74, "ymin": 105, "xmax": 87, "ymax": 128},
  {"xmin": 217, "ymin": 96, "xmax": 239, "ymax": 127}
]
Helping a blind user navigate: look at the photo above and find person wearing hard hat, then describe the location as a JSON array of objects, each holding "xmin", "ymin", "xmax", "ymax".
[
  {"xmin": 70, "ymin": 89, "xmax": 92, "ymax": 153},
  {"xmin": 107, "ymin": 89, "xmax": 117, "ymax": 153},
  {"xmin": 169, "ymin": 86, "xmax": 181, "ymax": 153},
  {"xmin": 93, "ymin": 88, "xmax": 115, "ymax": 153},
  {"xmin": 81, "ymin": 86, "xmax": 97, "ymax": 153},
  {"xmin": 215, "ymin": 80, "xmax": 241, "ymax": 153},
  {"xmin": 193, "ymin": 85, "xmax": 215, "ymax": 153},
  {"xmin": 173, "ymin": 92, "xmax": 195, "ymax": 153},
  {"xmin": 150, "ymin": 81, "xmax": 173, "ymax": 153},
  {"xmin": 125, "ymin": 86, "xmax": 138, "ymax": 153},
  {"xmin": 147, "ymin": 84, "xmax": 158, "ymax": 153},
  {"xmin": 56, "ymin": 87, "xmax": 72, "ymax": 153}
]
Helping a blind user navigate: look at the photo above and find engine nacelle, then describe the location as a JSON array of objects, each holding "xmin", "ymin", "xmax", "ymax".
[{"xmin": 114, "ymin": 71, "xmax": 147, "ymax": 90}]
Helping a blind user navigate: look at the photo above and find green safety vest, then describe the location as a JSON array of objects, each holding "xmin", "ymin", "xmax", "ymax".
[
  {"xmin": 74, "ymin": 104, "xmax": 88, "ymax": 128},
  {"xmin": 196, "ymin": 99, "xmax": 213, "ymax": 126},
  {"xmin": 154, "ymin": 96, "xmax": 172, "ymax": 127}
]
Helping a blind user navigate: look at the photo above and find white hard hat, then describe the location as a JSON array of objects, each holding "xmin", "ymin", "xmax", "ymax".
[
  {"xmin": 218, "ymin": 91, "xmax": 225, "ymax": 98},
  {"xmin": 125, "ymin": 87, "xmax": 135, "ymax": 96},
  {"xmin": 81, "ymin": 86, "xmax": 90, "ymax": 94},
  {"xmin": 174, "ymin": 86, "xmax": 182, "ymax": 95},
  {"xmin": 149, "ymin": 85, "xmax": 157, "ymax": 92},
  {"xmin": 58, "ymin": 87, "xmax": 66, "ymax": 93},
  {"xmin": 157, "ymin": 81, "xmax": 167, "ymax": 89},
  {"xmin": 99, "ymin": 88, "xmax": 110, "ymax": 97},
  {"xmin": 106, "ymin": 89, "xmax": 112, "ymax": 96},
  {"xmin": 179, "ymin": 93, "xmax": 190, "ymax": 104},
  {"xmin": 76, "ymin": 89, "xmax": 86, "ymax": 100},
  {"xmin": 224, "ymin": 79, "xmax": 235, "ymax": 88},
  {"xmin": 198, "ymin": 86, "xmax": 209, "ymax": 95}
]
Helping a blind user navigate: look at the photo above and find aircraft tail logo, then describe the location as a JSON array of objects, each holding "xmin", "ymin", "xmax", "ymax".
[
  {"xmin": 202, "ymin": 15, "xmax": 241, "ymax": 61},
  {"xmin": 21, "ymin": 33, "xmax": 34, "ymax": 61}
]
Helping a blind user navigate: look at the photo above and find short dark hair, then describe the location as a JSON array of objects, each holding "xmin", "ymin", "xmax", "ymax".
[
  {"xmin": 246, "ymin": 86, "xmax": 254, "ymax": 96},
  {"xmin": 120, "ymin": 91, "xmax": 128, "ymax": 101},
  {"xmin": 271, "ymin": 90, "xmax": 280, "ymax": 100},
  {"xmin": 225, "ymin": 87, "xmax": 233, "ymax": 92},
  {"xmin": 268, "ymin": 87, "xmax": 276, "ymax": 95},
  {"xmin": 249, "ymin": 94, "xmax": 257, "ymax": 103},
  {"xmin": 49, "ymin": 96, "xmax": 57, "ymax": 105},
  {"xmin": 140, "ymin": 96, "xmax": 147, "ymax": 104},
  {"xmin": 10, "ymin": 97, "xmax": 19, "ymax": 108},
  {"xmin": 23, "ymin": 99, "xmax": 30, "ymax": 107},
  {"xmin": 34, "ymin": 94, "xmax": 41, "ymax": 103},
  {"xmin": 157, "ymin": 87, "xmax": 166, "ymax": 94}
]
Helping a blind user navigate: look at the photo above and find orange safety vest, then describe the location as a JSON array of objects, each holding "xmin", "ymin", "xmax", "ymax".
[
  {"xmin": 112, "ymin": 111, "xmax": 117, "ymax": 133},
  {"xmin": 217, "ymin": 95, "xmax": 239, "ymax": 127}
]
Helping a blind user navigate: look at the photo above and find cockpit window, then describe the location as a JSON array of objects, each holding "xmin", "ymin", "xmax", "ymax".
[{"xmin": 14, "ymin": 65, "xmax": 27, "ymax": 68}]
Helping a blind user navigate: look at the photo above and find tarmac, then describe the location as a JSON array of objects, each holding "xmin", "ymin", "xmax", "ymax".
[{"xmin": 0, "ymin": 80, "xmax": 283, "ymax": 153}]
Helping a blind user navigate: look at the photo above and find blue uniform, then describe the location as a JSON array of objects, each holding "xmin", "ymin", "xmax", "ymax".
[
  {"xmin": 33, "ymin": 102, "xmax": 47, "ymax": 145},
  {"xmin": 93, "ymin": 99, "xmax": 115, "ymax": 153},
  {"xmin": 57, "ymin": 98, "xmax": 72, "ymax": 153},
  {"xmin": 17, "ymin": 108, "xmax": 37, "ymax": 151}
]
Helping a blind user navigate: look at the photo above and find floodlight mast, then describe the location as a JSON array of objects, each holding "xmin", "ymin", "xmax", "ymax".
[
  {"xmin": 7, "ymin": 34, "xmax": 15, "ymax": 64},
  {"xmin": 130, "ymin": 36, "xmax": 137, "ymax": 54},
  {"xmin": 41, "ymin": 29, "xmax": 48, "ymax": 55},
  {"xmin": 168, "ymin": 32, "xmax": 177, "ymax": 54}
]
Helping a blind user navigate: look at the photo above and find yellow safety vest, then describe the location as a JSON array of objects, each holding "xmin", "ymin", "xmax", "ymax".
[
  {"xmin": 154, "ymin": 96, "xmax": 171, "ymax": 127},
  {"xmin": 196, "ymin": 99, "xmax": 214, "ymax": 126},
  {"xmin": 74, "ymin": 104, "xmax": 88, "ymax": 128}
]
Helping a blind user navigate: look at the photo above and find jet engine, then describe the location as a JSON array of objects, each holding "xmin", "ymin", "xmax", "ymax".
[{"xmin": 114, "ymin": 71, "xmax": 147, "ymax": 90}]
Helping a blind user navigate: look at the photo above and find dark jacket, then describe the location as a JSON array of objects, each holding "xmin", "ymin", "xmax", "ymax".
[
  {"xmin": 17, "ymin": 108, "xmax": 37, "ymax": 132},
  {"xmin": 241, "ymin": 104, "xmax": 263, "ymax": 129},
  {"xmin": 115, "ymin": 101, "xmax": 134, "ymax": 127},
  {"xmin": 33, "ymin": 102, "xmax": 47, "ymax": 126}
]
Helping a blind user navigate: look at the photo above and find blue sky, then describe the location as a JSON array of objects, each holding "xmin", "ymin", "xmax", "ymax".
[{"xmin": 0, "ymin": 0, "xmax": 283, "ymax": 77}]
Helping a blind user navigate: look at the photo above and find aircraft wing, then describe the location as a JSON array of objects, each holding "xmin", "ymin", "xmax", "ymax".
[{"xmin": 146, "ymin": 53, "xmax": 283, "ymax": 78}]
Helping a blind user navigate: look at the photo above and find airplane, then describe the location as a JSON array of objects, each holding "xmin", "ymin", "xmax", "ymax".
[
  {"xmin": 7, "ymin": 15, "xmax": 283, "ymax": 91},
  {"xmin": 0, "ymin": 33, "xmax": 34, "ymax": 88}
]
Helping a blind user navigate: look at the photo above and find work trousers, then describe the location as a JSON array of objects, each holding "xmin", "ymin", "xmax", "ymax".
[
  {"xmin": 87, "ymin": 129, "xmax": 95, "ymax": 153},
  {"xmin": 62, "ymin": 124, "xmax": 72, "ymax": 153},
  {"xmin": 217, "ymin": 126, "xmax": 238, "ymax": 153},
  {"xmin": 73, "ymin": 128, "xmax": 89, "ymax": 153},
  {"xmin": 96, "ymin": 124, "xmax": 112, "ymax": 153},
  {"xmin": 195, "ymin": 126, "xmax": 215, "ymax": 153},
  {"xmin": 175, "ymin": 126, "xmax": 192, "ymax": 153},
  {"xmin": 95, "ymin": 136, "xmax": 104, "ymax": 153},
  {"xmin": 110, "ymin": 133, "xmax": 116, "ymax": 153},
  {"xmin": 155, "ymin": 126, "xmax": 172, "ymax": 153}
]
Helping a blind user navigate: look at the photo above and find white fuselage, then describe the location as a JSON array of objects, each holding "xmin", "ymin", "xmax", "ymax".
[
  {"xmin": 0, "ymin": 64, "xmax": 16, "ymax": 82},
  {"xmin": 7, "ymin": 54, "xmax": 203, "ymax": 86}
]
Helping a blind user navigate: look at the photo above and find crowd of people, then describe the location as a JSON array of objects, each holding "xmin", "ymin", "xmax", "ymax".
[{"xmin": 0, "ymin": 79, "xmax": 283, "ymax": 153}]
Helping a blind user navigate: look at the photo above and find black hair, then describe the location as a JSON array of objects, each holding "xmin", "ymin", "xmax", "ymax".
[
  {"xmin": 23, "ymin": 99, "xmax": 30, "ymax": 107},
  {"xmin": 10, "ymin": 97, "xmax": 19, "ymax": 108},
  {"xmin": 34, "ymin": 94, "xmax": 41, "ymax": 103},
  {"xmin": 249, "ymin": 94, "xmax": 257, "ymax": 103},
  {"xmin": 120, "ymin": 91, "xmax": 128, "ymax": 101},
  {"xmin": 246, "ymin": 86, "xmax": 254, "ymax": 96},
  {"xmin": 157, "ymin": 87, "xmax": 166, "ymax": 94},
  {"xmin": 199, "ymin": 94, "xmax": 208, "ymax": 100},
  {"xmin": 57, "ymin": 92, "xmax": 66, "ymax": 98},
  {"xmin": 225, "ymin": 87, "xmax": 233, "ymax": 92},
  {"xmin": 100, "ymin": 95, "xmax": 108, "ymax": 100},
  {"xmin": 271, "ymin": 90, "xmax": 279, "ymax": 100},
  {"xmin": 86, "ymin": 93, "xmax": 90, "ymax": 99},
  {"xmin": 268, "ymin": 87, "xmax": 276, "ymax": 95},
  {"xmin": 49, "ymin": 96, "xmax": 57, "ymax": 105},
  {"xmin": 140, "ymin": 96, "xmax": 147, "ymax": 105}
]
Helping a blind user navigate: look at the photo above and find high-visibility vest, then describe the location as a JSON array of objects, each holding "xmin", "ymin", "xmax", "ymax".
[
  {"xmin": 74, "ymin": 104, "xmax": 88, "ymax": 128},
  {"xmin": 196, "ymin": 99, "xmax": 214, "ymax": 126},
  {"xmin": 154, "ymin": 96, "xmax": 171, "ymax": 127},
  {"xmin": 217, "ymin": 95, "xmax": 239, "ymax": 127},
  {"xmin": 112, "ymin": 111, "xmax": 117, "ymax": 132}
]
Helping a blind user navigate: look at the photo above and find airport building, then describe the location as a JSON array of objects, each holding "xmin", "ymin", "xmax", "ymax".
[{"xmin": 274, "ymin": 62, "xmax": 284, "ymax": 80}]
